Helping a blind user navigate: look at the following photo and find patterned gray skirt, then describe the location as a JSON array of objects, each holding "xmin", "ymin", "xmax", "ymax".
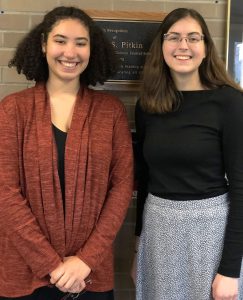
[{"xmin": 136, "ymin": 193, "xmax": 243, "ymax": 300}]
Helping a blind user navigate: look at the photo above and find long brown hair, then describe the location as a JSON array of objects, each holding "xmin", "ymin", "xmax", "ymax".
[{"xmin": 140, "ymin": 8, "xmax": 242, "ymax": 114}]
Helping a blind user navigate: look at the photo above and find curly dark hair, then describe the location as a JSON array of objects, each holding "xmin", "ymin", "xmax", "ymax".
[{"xmin": 8, "ymin": 6, "xmax": 119, "ymax": 85}]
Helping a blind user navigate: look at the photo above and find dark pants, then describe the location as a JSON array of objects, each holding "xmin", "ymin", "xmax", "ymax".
[{"xmin": 0, "ymin": 286, "xmax": 114, "ymax": 300}]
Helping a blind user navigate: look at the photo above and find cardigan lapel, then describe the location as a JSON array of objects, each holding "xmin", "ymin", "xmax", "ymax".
[
  {"xmin": 34, "ymin": 83, "xmax": 65, "ymax": 257},
  {"xmin": 64, "ymin": 86, "xmax": 93, "ymax": 253}
]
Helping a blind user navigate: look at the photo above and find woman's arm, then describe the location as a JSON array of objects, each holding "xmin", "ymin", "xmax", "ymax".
[
  {"xmin": 217, "ymin": 90, "xmax": 243, "ymax": 277},
  {"xmin": 130, "ymin": 100, "xmax": 149, "ymax": 284},
  {"xmin": 212, "ymin": 89, "xmax": 243, "ymax": 299},
  {"xmin": 134, "ymin": 100, "xmax": 149, "ymax": 236},
  {"xmin": 75, "ymin": 102, "xmax": 134, "ymax": 271},
  {"xmin": 0, "ymin": 101, "xmax": 62, "ymax": 279}
]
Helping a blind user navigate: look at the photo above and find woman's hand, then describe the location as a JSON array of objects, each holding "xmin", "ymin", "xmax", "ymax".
[
  {"xmin": 50, "ymin": 256, "xmax": 91, "ymax": 293},
  {"xmin": 212, "ymin": 273, "xmax": 238, "ymax": 300},
  {"xmin": 130, "ymin": 236, "xmax": 140, "ymax": 285},
  {"xmin": 130, "ymin": 253, "xmax": 137, "ymax": 285}
]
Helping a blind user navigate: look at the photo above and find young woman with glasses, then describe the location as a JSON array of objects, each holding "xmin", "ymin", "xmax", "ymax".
[
  {"xmin": 0, "ymin": 6, "xmax": 133, "ymax": 300},
  {"xmin": 132, "ymin": 7, "xmax": 243, "ymax": 300}
]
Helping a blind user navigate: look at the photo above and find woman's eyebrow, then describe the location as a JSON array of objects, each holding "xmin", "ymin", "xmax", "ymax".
[
  {"xmin": 53, "ymin": 34, "xmax": 89, "ymax": 41},
  {"xmin": 168, "ymin": 31, "xmax": 201, "ymax": 35}
]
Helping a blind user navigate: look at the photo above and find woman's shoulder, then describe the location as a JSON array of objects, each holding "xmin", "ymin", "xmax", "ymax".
[
  {"xmin": 213, "ymin": 86, "xmax": 243, "ymax": 123},
  {"xmin": 135, "ymin": 98, "xmax": 152, "ymax": 119},
  {"xmin": 217, "ymin": 85, "xmax": 243, "ymax": 107},
  {"xmin": 0, "ymin": 86, "xmax": 36, "ymax": 114},
  {"xmin": 216, "ymin": 85, "xmax": 242, "ymax": 99}
]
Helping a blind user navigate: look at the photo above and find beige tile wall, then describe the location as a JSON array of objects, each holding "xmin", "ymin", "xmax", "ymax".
[{"xmin": 0, "ymin": 1, "xmax": 228, "ymax": 299}]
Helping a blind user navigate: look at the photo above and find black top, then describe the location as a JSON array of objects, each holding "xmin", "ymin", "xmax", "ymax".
[
  {"xmin": 135, "ymin": 85, "xmax": 243, "ymax": 277},
  {"xmin": 52, "ymin": 124, "xmax": 67, "ymax": 203}
]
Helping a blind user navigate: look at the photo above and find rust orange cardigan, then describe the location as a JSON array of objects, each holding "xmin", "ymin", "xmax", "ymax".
[{"xmin": 0, "ymin": 83, "xmax": 133, "ymax": 297}]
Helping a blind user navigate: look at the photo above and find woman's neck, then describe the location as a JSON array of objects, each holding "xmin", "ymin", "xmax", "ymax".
[
  {"xmin": 46, "ymin": 79, "xmax": 80, "ymax": 132},
  {"xmin": 46, "ymin": 78, "xmax": 80, "ymax": 97},
  {"xmin": 172, "ymin": 72, "xmax": 205, "ymax": 91}
]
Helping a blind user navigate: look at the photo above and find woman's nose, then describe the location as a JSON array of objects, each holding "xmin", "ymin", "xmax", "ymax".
[
  {"xmin": 63, "ymin": 43, "xmax": 76, "ymax": 58},
  {"xmin": 178, "ymin": 37, "xmax": 189, "ymax": 49}
]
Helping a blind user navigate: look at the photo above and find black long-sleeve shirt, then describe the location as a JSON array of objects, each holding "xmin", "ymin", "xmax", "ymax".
[{"xmin": 135, "ymin": 85, "xmax": 243, "ymax": 277}]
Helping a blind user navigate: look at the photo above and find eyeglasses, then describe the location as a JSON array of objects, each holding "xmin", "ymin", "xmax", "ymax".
[
  {"xmin": 163, "ymin": 32, "xmax": 204, "ymax": 44},
  {"xmin": 58, "ymin": 278, "xmax": 92, "ymax": 300}
]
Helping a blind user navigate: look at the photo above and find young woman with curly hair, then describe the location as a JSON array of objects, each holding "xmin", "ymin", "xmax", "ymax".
[{"xmin": 0, "ymin": 6, "xmax": 133, "ymax": 300}]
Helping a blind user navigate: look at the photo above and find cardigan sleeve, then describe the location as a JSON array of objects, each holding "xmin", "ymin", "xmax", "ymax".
[
  {"xmin": 0, "ymin": 100, "xmax": 62, "ymax": 279},
  {"xmin": 76, "ymin": 103, "xmax": 134, "ymax": 271}
]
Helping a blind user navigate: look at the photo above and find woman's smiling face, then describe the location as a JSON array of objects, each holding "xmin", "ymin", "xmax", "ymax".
[
  {"xmin": 162, "ymin": 16, "xmax": 206, "ymax": 82},
  {"xmin": 42, "ymin": 18, "xmax": 90, "ymax": 84}
]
